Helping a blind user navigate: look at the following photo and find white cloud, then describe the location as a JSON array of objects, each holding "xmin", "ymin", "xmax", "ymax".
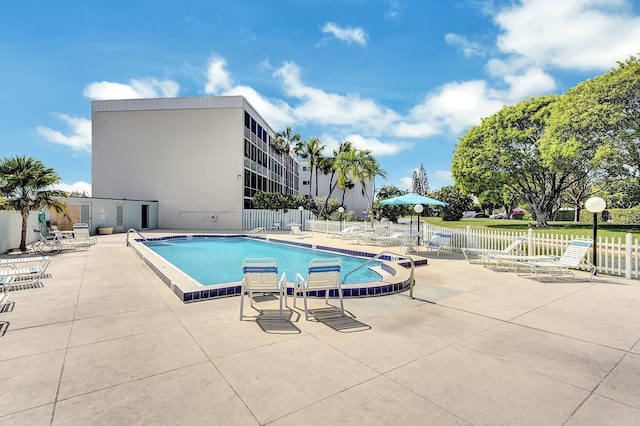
[
  {"xmin": 83, "ymin": 78, "xmax": 179, "ymax": 100},
  {"xmin": 384, "ymin": 0, "xmax": 403, "ymax": 19},
  {"xmin": 399, "ymin": 176, "xmax": 413, "ymax": 190},
  {"xmin": 402, "ymin": 80, "xmax": 506, "ymax": 135},
  {"xmin": 445, "ymin": 33, "xmax": 485, "ymax": 57},
  {"xmin": 204, "ymin": 56, "xmax": 233, "ymax": 95},
  {"xmin": 494, "ymin": 0, "xmax": 640, "ymax": 70},
  {"xmin": 35, "ymin": 114, "xmax": 91, "ymax": 152},
  {"xmin": 54, "ymin": 181, "xmax": 92, "ymax": 196},
  {"xmin": 321, "ymin": 22, "xmax": 368, "ymax": 46},
  {"xmin": 503, "ymin": 67, "xmax": 556, "ymax": 100},
  {"xmin": 274, "ymin": 62, "xmax": 400, "ymax": 134},
  {"xmin": 341, "ymin": 134, "xmax": 413, "ymax": 157}
]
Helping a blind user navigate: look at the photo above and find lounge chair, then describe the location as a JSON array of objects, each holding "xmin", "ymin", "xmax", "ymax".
[
  {"xmin": 329, "ymin": 225, "xmax": 360, "ymax": 240},
  {"xmin": 370, "ymin": 231, "xmax": 406, "ymax": 246},
  {"xmin": 293, "ymin": 258, "xmax": 344, "ymax": 320},
  {"xmin": 289, "ymin": 224, "xmax": 312, "ymax": 239},
  {"xmin": 1, "ymin": 276, "xmax": 15, "ymax": 311},
  {"xmin": 32, "ymin": 228, "xmax": 90, "ymax": 253},
  {"xmin": 462, "ymin": 235, "xmax": 527, "ymax": 264},
  {"xmin": 0, "ymin": 259, "xmax": 49, "ymax": 286},
  {"xmin": 422, "ymin": 232, "xmax": 453, "ymax": 255},
  {"xmin": 72, "ymin": 223, "xmax": 97, "ymax": 246},
  {"xmin": 239, "ymin": 258, "xmax": 287, "ymax": 320},
  {"xmin": 512, "ymin": 239, "xmax": 596, "ymax": 281}
]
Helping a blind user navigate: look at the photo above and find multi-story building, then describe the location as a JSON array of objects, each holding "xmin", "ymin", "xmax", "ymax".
[{"xmin": 92, "ymin": 96, "xmax": 299, "ymax": 230}]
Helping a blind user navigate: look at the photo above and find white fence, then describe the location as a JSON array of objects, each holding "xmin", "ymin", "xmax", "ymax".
[
  {"xmin": 306, "ymin": 219, "xmax": 640, "ymax": 280},
  {"xmin": 422, "ymin": 224, "xmax": 640, "ymax": 280},
  {"xmin": 242, "ymin": 209, "xmax": 316, "ymax": 231}
]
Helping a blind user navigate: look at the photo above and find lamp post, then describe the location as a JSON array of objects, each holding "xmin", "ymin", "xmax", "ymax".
[
  {"xmin": 585, "ymin": 197, "xmax": 606, "ymax": 276},
  {"xmin": 338, "ymin": 206, "xmax": 345, "ymax": 231},
  {"xmin": 298, "ymin": 206, "xmax": 304, "ymax": 231},
  {"xmin": 414, "ymin": 204, "xmax": 424, "ymax": 245}
]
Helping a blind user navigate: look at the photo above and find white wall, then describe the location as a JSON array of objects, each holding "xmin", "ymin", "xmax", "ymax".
[
  {"xmin": 93, "ymin": 105, "xmax": 244, "ymax": 230},
  {"xmin": 299, "ymin": 168, "xmax": 373, "ymax": 219},
  {"xmin": 0, "ymin": 211, "xmax": 40, "ymax": 254}
]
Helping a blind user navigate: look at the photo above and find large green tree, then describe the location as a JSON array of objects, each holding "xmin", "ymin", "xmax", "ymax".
[
  {"xmin": 0, "ymin": 156, "xmax": 67, "ymax": 251},
  {"xmin": 547, "ymin": 54, "xmax": 640, "ymax": 192},
  {"xmin": 317, "ymin": 141, "xmax": 353, "ymax": 217},
  {"xmin": 294, "ymin": 137, "xmax": 325, "ymax": 198},
  {"xmin": 452, "ymin": 95, "xmax": 591, "ymax": 226}
]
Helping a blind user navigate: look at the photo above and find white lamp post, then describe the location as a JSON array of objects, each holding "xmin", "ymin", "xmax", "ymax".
[
  {"xmin": 414, "ymin": 204, "xmax": 424, "ymax": 245},
  {"xmin": 298, "ymin": 206, "xmax": 304, "ymax": 231},
  {"xmin": 338, "ymin": 206, "xmax": 345, "ymax": 231},
  {"xmin": 585, "ymin": 196, "xmax": 606, "ymax": 275}
]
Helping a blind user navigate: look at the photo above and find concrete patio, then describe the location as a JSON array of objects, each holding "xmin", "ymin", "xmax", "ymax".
[{"xmin": 1, "ymin": 231, "xmax": 639, "ymax": 425}]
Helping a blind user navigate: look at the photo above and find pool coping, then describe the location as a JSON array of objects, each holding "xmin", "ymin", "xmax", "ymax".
[{"xmin": 129, "ymin": 233, "xmax": 427, "ymax": 303}]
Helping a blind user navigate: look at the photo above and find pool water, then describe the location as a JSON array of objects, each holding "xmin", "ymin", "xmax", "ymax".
[{"xmin": 144, "ymin": 237, "xmax": 382, "ymax": 286}]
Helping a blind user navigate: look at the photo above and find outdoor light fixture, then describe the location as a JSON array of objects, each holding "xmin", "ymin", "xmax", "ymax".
[
  {"xmin": 298, "ymin": 206, "xmax": 304, "ymax": 231},
  {"xmin": 414, "ymin": 204, "xmax": 424, "ymax": 245},
  {"xmin": 585, "ymin": 196, "xmax": 606, "ymax": 275},
  {"xmin": 338, "ymin": 206, "xmax": 345, "ymax": 231}
]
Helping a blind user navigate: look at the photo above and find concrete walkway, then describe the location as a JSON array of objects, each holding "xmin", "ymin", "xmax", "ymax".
[{"xmin": 1, "ymin": 231, "xmax": 639, "ymax": 425}]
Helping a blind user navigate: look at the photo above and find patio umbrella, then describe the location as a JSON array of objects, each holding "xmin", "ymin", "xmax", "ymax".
[
  {"xmin": 379, "ymin": 193, "xmax": 447, "ymax": 237},
  {"xmin": 379, "ymin": 193, "xmax": 447, "ymax": 207}
]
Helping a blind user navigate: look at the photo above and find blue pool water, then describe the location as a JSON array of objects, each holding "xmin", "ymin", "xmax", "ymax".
[{"xmin": 144, "ymin": 237, "xmax": 382, "ymax": 286}]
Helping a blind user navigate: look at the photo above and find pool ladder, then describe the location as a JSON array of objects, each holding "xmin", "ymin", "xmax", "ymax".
[
  {"xmin": 343, "ymin": 251, "xmax": 416, "ymax": 298},
  {"xmin": 247, "ymin": 227, "xmax": 267, "ymax": 237},
  {"xmin": 126, "ymin": 228, "xmax": 149, "ymax": 246}
]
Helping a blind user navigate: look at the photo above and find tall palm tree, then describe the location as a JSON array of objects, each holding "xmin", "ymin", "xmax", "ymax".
[
  {"xmin": 335, "ymin": 148, "xmax": 386, "ymax": 223},
  {"xmin": 272, "ymin": 127, "xmax": 300, "ymax": 155},
  {"xmin": 0, "ymin": 156, "xmax": 67, "ymax": 252},
  {"xmin": 294, "ymin": 137, "xmax": 325, "ymax": 198},
  {"xmin": 318, "ymin": 141, "xmax": 353, "ymax": 217}
]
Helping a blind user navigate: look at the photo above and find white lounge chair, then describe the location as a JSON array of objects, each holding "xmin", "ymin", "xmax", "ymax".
[
  {"xmin": 0, "ymin": 260, "xmax": 49, "ymax": 286},
  {"xmin": 32, "ymin": 228, "xmax": 90, "ymax": 253},
  {"xmin": 512, "ymin": 239, "xmax": 596, "ymax": 281},
  {"xmin": 293, "ymin": 258, "xmax": 344, "ymax": 320},
  {"xmin": 370, "ymin": 231, "xmax": 406, "ymax": 246},
  {"xmin": 422, "ymin": 232, "xmax": 453, "ymax": 255},
  {"xmin": 329, "ymin": 225, "xmax": 360, "ymax": 240},
  {"xmin": 289, "ymin": 224, "xmax": 312, "ymax": 239},
  {"xmin": 239, "ymin": 258, "xmax": 287, "ymax": 320},
  {"xmin": 462, "ymin": 235, "xmax": 527, "ymax": 264},
  {"xmin": 72, "ymin": 223, "xmax": 97, "ymax": 246},
  {"xmin": 1, "ymin": 276, "xmax": 15, "ymax": 311}
]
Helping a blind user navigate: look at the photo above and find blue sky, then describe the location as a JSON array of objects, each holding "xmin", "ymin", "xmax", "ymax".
[{"xmin": 2, "ymin": 0, "xmax": 639, "ymax": 196}]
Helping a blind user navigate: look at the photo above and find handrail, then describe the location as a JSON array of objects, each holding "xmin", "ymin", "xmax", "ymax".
[
  {"xmin": 247, "ymin": 227, "xmax": 266, "ymax": 237},
  {"xmin": 342, "ymin": 250, "xmax": 416, "ymax": 298},
  {"xmin": 126, "ymin": 228, "xmax": 149, "ymax": 246}
]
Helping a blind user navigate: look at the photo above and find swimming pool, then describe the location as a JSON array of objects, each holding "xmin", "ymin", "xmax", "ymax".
[
  {"xmin": 129, "ymin": 234, "xmax": 418, "ymax": 303},
  {"xmin": 144, "ymin": 237, "xmax": 382, "ymax": 285}
]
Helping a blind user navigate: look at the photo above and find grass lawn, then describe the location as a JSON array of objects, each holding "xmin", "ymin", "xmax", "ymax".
[{"xmin": 421, "ymin": 217, "xmax": 640, "ymax": 241}]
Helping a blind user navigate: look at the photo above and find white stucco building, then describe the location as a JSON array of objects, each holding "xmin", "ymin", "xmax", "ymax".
[
  {"xmin": 92, "ymin": 95, "xmax": 371, "ymax": 229},
  {"xmin": 92, "ymin": 96, "xmax": 300, "ymax": 230}
]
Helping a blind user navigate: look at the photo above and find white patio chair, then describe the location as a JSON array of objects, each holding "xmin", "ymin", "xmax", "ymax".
[
  {"xmin": 239, "ymin": 258, "xmax": 286, "ymax": 320},
  {"xmin": 1, "ymin": 276, "xmax": 15, "ymax": 311},
  {"xmin": 72, "ymin": 223, "xmax": 97, "ymax": 247},
  {"xmin": 423, "ymin": 232, "xmax": 453, "ymax": 255},
  {"xmin": 293, "ymin": 258, "xmax": 344, "ymax": 320},
  {"xmin": 0, "ymin": 256, "xmax": 50, "ymax": 286},
  {"xmin": 289, "ymin": 224, "xmax": 312, "ymax": 239},
  {"xmin": 512, "ymin": 239, "xmax": 596, "ymax": 281},
  {"xmin": 462, "ymin": 235, "xmax": 527, "ymax": 264}
]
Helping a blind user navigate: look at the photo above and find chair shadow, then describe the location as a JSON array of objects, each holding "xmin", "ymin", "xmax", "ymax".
[
  {"xmin": 255, "ymin": 309, "xmax": 302, "ymax": 334},
  {"xmin": 310, "ymin": 308, "xmax": 371, "ymax": 333},
  {"xmin": 0, "ymin": 320, "xmax": 9, "ymax": 337}
]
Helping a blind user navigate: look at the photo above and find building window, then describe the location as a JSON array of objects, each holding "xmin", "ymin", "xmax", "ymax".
[{"xmin": 302, "ymin": 180, "xmax": 310, "ymax": 186}]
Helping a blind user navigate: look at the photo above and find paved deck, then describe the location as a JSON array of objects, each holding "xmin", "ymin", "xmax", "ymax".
[{"xmin": 1, "ymin": 230, "xmax": 639, "ymax": 425}]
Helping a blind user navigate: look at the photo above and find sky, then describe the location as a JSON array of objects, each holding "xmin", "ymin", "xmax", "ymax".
[{"xmin": 1, "ymin": 0, "xmax": 639, "ymax": 197}]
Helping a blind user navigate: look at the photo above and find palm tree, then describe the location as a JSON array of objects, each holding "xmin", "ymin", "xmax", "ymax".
[
  {"xmin": 317, "ymin": 141, "xmax": 353, "ymax": 217},
  {"xmin": 335, "ymin": 148, "xmax": 386, "ymax": 223},
  {"xmin": 272, "ymin": 127, "xmax": 301, "ymax": 155},
  {"xmin": 0, "ymin": 156, "xmax": 67, "ymax": 252},
  {"xmin": 294, "ymin": 137, "xmax": 325, "ymax": 198}
]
